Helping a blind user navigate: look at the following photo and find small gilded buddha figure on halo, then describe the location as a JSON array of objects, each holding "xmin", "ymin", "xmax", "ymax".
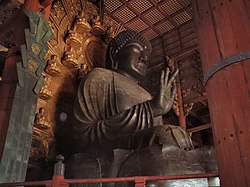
[
  {"xmin": 90, "ymin": 15, "xmax": 104, "ymax": 36},
  {"xmin": 73, "ymin": 10, "xmax": 91, "ymax": 33},
  {"xmin": 34, "ymin": 107, "xmax": 50, "ymax": 129}
]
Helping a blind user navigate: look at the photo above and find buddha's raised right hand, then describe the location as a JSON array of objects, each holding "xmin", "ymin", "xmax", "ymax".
[{"xmin": 150, "ymin": 68, "xmax": 179, "ymax": 117}]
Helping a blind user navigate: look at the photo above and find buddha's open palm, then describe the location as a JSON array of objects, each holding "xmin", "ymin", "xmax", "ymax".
[{"xmin": 150, "ymin": 68, "xmax": 179, "ymax": 117}]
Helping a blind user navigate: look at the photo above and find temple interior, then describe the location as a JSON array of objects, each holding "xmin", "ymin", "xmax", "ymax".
[{"xmin": 0, "ymin": 0, "xmax": 249, "ymax": 187}]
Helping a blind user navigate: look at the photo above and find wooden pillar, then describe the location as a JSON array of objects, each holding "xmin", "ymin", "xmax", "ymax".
[
  {"xmin": 175, "ymin": 62, "xmax": 186, "ymax": 129},
  {"xmin": 193, "ymin": 0, "xmax": 250, "ymax": 187},
  {"xmin": 166, "ymin": 55, "xmax": 186, "ymax": 129}
]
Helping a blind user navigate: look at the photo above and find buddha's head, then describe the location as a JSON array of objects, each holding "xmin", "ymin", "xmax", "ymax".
[{"xmin": 106, "ymin": 30, "xmax": 152, "ymax": 80}]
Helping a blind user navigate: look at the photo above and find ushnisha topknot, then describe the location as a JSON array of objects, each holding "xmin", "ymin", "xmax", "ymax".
[{"xmin": 106, "ymin": 29, "xmax": 152, "ymax": 70}]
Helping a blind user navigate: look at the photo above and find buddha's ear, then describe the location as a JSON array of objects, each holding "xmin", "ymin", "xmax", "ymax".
[
  {"xmin": 113, "ymin": 63, "xmax": 118, "ymax": 70},
  {"xmin": 112, "ymin": 58, "xmax": 118, "ymax": 70},
  {"xmin": 107, "ymin": 46, "xmax": 118, "ymax": 70}
]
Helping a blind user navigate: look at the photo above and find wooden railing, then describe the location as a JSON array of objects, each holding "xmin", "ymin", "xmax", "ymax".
[{"xmin": 0, "ymin": 155, "xmax": 219, "ymax": 187}]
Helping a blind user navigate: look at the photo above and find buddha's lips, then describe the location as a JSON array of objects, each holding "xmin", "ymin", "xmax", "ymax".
[
  {"xmin": 139, "ymin": 59, "xmax": 148, "ymax": 64},
  {"xmin": 137, "ymin": 63, "xmax": 147, "ymax": 71}
]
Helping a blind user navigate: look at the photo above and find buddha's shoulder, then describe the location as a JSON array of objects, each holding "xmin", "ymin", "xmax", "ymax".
[
  {"xmin": 86, "ymin": 68, "xmax": 113, "ymax": 80},
  {"xmin": 85, "ymin": 68, "xmax": 136, "ymax": 84},
  {"xmin": 89, "ymin": 67, "xmax": 111, "ymax": 74}
]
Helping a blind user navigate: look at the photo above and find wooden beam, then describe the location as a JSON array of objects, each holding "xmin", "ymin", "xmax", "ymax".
[
  {"xmin": 161, "ymin": 19, "xmax": 195, "ymax": 39},
  {"xmin": 169, "ymin": 44, "xmax": 198, "ymax": 60},
  {"xmin": 187, "ymin": 123, "xmax": 211, "ymax": 133},
  {"xmin": 188, "ymin": 111, "xmax": 207, "ymax": 123},
  {"xmin": 147, "ymin": 44, "xmax": 198, "ymax": 73},
  {"xmin": 185, "ymin": 95, "xmax": 207, "ymax": 104}
]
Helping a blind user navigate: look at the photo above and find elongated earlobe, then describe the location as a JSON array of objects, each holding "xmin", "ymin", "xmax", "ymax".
[
  {"xmin": 113, "ymin": 60, "xmax": 118, "ymax": 70},
  {"xmin": 108, "ymin": 46, "xmax": 118, "ymax": 70}
]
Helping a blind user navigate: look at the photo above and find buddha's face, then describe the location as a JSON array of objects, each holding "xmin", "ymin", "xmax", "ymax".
[{"xmin": 115, "ymin": 43, "xmax": 149, "ymax": 80}]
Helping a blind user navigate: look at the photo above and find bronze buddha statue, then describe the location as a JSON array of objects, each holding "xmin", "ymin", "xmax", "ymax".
[
  {"xmin": 65, "ymin": 30, "xmax": 217, "ymax": 186},
  {"xmin": 74, "ymin": 29, "xmax": 179, "ymax": 145}
]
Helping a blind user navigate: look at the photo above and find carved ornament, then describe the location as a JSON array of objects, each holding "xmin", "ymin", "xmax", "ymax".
[
  {"xmin": 31, "ymin": 127, "xmax": 54, "ymax": 160},
  {"xmin": 30, "ymin": 0, "xmax": 120, "ymax": 163},
  {"xmin": 31, "ymin": 43, "xmax": 42, "ymax": 55},
  {"xmin": 90, "ymin": 15, "xmax": 104, "ymax": 36},
  {"xmin": 62, "ymin": 47, "xmax": 79, "ymax": 68},
  {"xmin": 184, "ymin": 103, "xmax": 194, "ymax": 117},
  {"xmin": 34, "ymin": 107, "xmax": 51, "ymax": 129},
  {"xmin": 172, "ymin": 100, "xmax": 180, "ymax": 116},
  {"xmin": 30, "ymin": 107, "xmax": 54, "ymax": 162},
  {"xmin": 45, "ymin": 55, "xmax": 61, "ymax": 77},
  {"xmin": 39, "ymin": 83, "xmax": 52, "ymax": 100},
  {"xmin": 65, "ymin": 29, "xmax": 84, "ymax": 47},
  {"xmin": 73, "ymin": 10, "xmax": 91, "ymax": 33},
  {"xmin": 27, "ymin": 59, "xmax": 38, "ymax": 73}
]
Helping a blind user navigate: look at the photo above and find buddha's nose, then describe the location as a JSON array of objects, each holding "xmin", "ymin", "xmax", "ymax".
[{"xmin": 139, "ymin": 54, "xmax": 149, "ymax": 63}]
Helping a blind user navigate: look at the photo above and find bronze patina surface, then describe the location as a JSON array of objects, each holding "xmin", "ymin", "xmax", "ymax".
[{"xmin": 74, "ymin": 29, "xmax": 179, "ymax": 144}]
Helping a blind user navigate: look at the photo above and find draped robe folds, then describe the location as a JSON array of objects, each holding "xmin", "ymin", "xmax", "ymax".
[{"xmin": 74, "ymin": 68, "xmax": 163, "ymax": 143}]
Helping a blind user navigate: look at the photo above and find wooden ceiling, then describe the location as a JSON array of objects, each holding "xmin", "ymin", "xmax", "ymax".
[
  {"xmin": 103, "ymin": 0, "xmax": 198, "ymax": 65},
  {"xmin": 104, "ymin": 0, "xmax": 192, "ymax": 41}
]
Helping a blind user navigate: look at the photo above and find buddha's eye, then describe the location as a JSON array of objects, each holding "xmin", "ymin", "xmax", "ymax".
[{"xmin": 132, "ymin": 47, "xmax": 140, "ymax": 53}]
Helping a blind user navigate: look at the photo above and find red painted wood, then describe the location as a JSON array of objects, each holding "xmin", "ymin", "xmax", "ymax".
[
  {"xmin": 51, "ymin": 176, "xmax": 68, "ymax": 187},
  {"xmin": 44, "ymin": 5, "xmax": 51, "ymax": 20},
  {"xmin": 242, "ymin": 60, "xmax": 250, "ymax": 91},
  {"xmin": 193, "ymin": 0, "xmax": 221, "ymax": 74},
  {"xmin": 208, "ymin": 70, "xmax": 247, "ymax": 187},
  {"xmin": 23, "ymin": 0, "xmax": 40, "ymax": 12},
  {"xmin": 135, "ymin": 178, "xmax": 146, "ymax": 187},
  {"xmin": 228, "ymin": 63, "xmax": 250, "ymax": 185},
  {"xmin": 226, "ymin": 0, "xmax": 250, "ymax": 51},
  {"xmin": 40, "ymin": 0, "xmax": 53, "ymax": 8},
  {"xmin": 0, "ymin": 173, "xmax": 219, "ymax": 186},
  {"xmin": 194, "ymin": 0, "xmax": 250, "ymax": 186},
  {"xmin": 22, "ymin": 0, "xmax": 52, "ymax": 19},
  {"xmin": 176, "ymin": 65, "xmax": 186, "ymax": 129}
]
